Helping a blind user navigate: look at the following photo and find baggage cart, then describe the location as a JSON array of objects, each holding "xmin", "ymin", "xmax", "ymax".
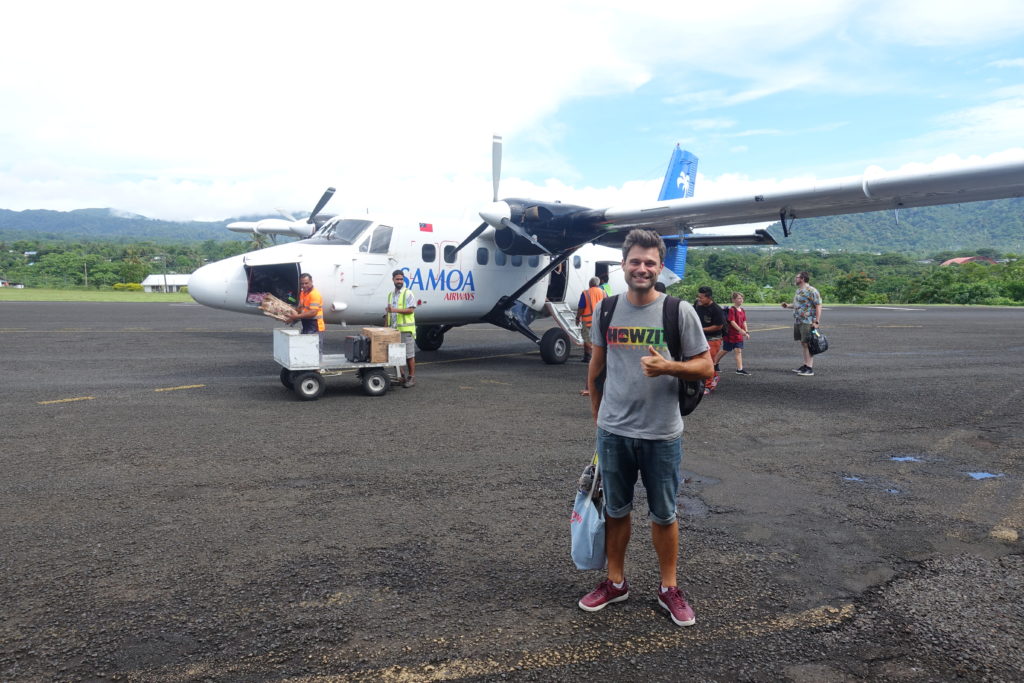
[{"xmin": 273, "ymin": 328, "xmax": 407, "ymax": 401}]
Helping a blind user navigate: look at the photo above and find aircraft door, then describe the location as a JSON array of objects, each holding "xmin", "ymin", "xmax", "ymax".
[
  {"xmin": 546, "ymin": 257, "xmax": 567, "ymax": 302},
  {"xmin": 352, "ymin": 224, "xmax": 393, "ymax": 296}
]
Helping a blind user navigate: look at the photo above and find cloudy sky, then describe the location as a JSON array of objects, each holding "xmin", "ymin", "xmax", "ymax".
[{"xmin": 1, "ymin": 0, "xmax": 1022, "ymax": 229}]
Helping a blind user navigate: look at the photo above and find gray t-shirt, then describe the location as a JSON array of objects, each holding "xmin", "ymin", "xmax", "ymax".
[{"xmin": 592, "ymin": 294, "xmax": 708, "ymax": 441}]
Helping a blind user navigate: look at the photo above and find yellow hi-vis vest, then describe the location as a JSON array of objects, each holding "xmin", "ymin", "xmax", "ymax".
[{"xmin": 389, "ymin": 287, "xmax": 417, "ymax": 337}]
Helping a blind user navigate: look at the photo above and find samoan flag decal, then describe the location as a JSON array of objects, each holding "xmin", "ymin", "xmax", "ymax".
[{"xmin": 419, "ymin": 222, "xmax": 433, "ymax": 232}]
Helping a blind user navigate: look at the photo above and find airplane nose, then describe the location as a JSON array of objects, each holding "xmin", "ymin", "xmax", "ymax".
[{"xmin": 188, "ymin": 257, "xmax": 246, "ymax": 310}]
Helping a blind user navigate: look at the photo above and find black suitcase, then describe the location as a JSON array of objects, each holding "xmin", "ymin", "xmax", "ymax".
[{"xmin": 344, "ymin": 335, "xmax": 370, "ymax": 362}]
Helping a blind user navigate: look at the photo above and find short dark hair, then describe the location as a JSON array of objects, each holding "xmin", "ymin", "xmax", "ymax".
[
  {"xmin": 654, "ymin": 282, "xmax": 667, "ymax": 293},
  {"xmin": 621, "ymin": 229, "xmax": 665, "ymax": 262},
  {"xmin": 300, "ymin": 273, "xmax": 312, "ymax": 281},
  {"xmin": 697, "ymin": 285, "xmax": 713, "ymax": 297},
  {"xmin": 392, "ymin": 269, "xmax": 404, "ymax": 278},
  {"xmin": 798, "ymin": 271, "xmax": 811, "ymax": 283}
]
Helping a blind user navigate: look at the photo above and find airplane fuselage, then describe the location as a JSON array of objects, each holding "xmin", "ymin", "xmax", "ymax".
[{"xmin": 189, "ymin": 217, "xmax": 628, "ymax": 332}]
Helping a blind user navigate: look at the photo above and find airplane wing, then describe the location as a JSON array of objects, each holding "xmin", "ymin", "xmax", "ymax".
[
  {"xmin": 226, "ymin": 219, "xmax": 316, "ymax": 238},
  {"xmin": 595, "ymin": 156, "xmax": 1024, "ymax": 236}
]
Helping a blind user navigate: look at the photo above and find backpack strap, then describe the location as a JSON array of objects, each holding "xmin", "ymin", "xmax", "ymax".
[
  {"xmin": 597, "ymin": 294, "xmax": 618, "ymax": 341},
  {"xmin": 662, "ymin": 295, "xmax": 681, "ymax": 361},
  {"xmin": 594, "ymin": 295, "xmax": 619, "ymax": 395}
]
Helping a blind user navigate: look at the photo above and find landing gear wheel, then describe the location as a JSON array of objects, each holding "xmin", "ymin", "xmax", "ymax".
[
  {"xmin": 361, "ymin": 369, "xmax": 390, "ymax": 397},
  {"xmin": 416, "ymin": 325, "xmax": 445, "ymax": 351},
  {"xmin": 540, "ymin": 328, "xmax": 570, "ymax": 365},
  {"xmin": 280, "ymin": 368, "xmax": 295, "ymax": 389},
  {"xmin": 293, "ymin": 372, "xmax": 326, "ymax": 401}
]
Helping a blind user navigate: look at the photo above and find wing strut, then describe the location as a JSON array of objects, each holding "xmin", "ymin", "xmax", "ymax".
[{"xmin": 779, "ymin": 207, "xmax": 794, "ymax": 237}]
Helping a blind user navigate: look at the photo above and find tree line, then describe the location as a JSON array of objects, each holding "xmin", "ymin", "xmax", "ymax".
[
  {"xmin": 0, "ymin": 239, "xmax": 253, "ymax": 289},
  {"xmin": 2, "ymin": 238, "xmax": 1021, "ymax": 305},
  {"xmin": 669, "ymin": 248, "xmax": 1022, "ymax": 306}
]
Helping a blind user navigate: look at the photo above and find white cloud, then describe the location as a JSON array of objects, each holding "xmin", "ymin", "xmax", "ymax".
[{"xmin": 1, "ymin": 0, "xmax": 1022, "ymax": 223}]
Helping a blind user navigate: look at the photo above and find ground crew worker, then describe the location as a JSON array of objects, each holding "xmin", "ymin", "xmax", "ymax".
[
  {"xmin": 577, "ymin": 276, "xmax": 606, "ymax": 364},
  {"xmin": 387, "ymin": 269, "xmax": 417, "ymax": 388},
  {"xmin": 286, "ymin": 273, "xmax": 325, "ymax": 347}
]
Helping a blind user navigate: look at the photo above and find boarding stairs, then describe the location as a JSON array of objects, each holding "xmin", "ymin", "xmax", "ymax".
[{"xmin": 545, "ymin": 301, "xmax": 584, "ymax": 346}]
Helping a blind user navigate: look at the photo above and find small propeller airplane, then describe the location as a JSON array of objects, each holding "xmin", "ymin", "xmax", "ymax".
[
  {"xmin": 223, "ymin": 188, "xmax": 336, "ymax": 240},
  {"xmin": 189, "ymin": 136, "xmax": 1024, "ymax": 363}
]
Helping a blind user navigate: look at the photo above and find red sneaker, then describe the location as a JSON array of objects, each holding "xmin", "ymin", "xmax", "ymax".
[
  {"xmin": 578, "ymin": 579, "xmax": 629, "ymax": 612},
  {"xmin": 658, "ymin": 586, "xmax": 696, "ymax": 626}
]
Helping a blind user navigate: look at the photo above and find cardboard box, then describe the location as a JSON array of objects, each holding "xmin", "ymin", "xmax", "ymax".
[{"xmin": 362, "ymin": 326, "xmax": 401, "ymax": 363}]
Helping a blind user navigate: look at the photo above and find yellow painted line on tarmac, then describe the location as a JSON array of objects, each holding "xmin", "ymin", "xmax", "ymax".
[
  {"xmin": 154, "ymin": 384, "xmax": 206, "ymax": 392},
  {"xmin": 37, "ymin": 396, "xmax": 95, "ymax": 405},
  {"xmin": 752, "ymin": 325, "xmax": 789, "ymax": 332}
]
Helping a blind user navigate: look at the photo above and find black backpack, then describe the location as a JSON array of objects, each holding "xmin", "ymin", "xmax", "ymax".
[
  {"xmin": 719, "ymin": 304, "xmax": 731, "ymax": 338},
  {"xmin": 597, "ymin": 294, "xmax": 704, "ymax": 416}
]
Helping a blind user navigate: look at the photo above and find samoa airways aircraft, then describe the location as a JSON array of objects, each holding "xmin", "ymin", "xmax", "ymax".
[{"xmin": 188, "ymin": 137, "xmax": 1024, "ymax": 363}]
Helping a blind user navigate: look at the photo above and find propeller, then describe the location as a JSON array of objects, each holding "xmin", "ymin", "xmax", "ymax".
[
  {"xmin": 498, "ymin": 216, "xmax": 551, "ymax": 255},
  {"xmin": 453, "ymin": 221, "xmax": 489, "ymax": 254},
  {"xmin": 307, "ymin": 187, "xmax": 336, "ymax": 224},
  {"xmin": 492, "ymin": 134, "xmax": 502, "ymax": 202},
  {"xmin": 453, "ymin": 135, "xmax": 505, "ymax": 255}
]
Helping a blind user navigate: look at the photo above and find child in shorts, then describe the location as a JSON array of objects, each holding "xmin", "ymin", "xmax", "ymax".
[{"xmin": 715, "ymin": 292, "xmax": 751, "ymax": 375}]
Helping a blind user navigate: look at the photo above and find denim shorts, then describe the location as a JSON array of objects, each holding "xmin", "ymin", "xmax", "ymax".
[
  {"xmin": 723, "ymin": 339, "xmax": 744, "ymax": 351},
  {"xmin": 596, "ymin": 427, "xmax": 683, "ymax": 525}
]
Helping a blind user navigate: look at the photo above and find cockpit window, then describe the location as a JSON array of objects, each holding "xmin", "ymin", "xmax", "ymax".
[
  {"xmin": 312, "ymin": 219, "xmax": 373, "ymax": 244},
  {"xmin": 369, "ymin": 225, "xmax": 393, "ymax": 253}
]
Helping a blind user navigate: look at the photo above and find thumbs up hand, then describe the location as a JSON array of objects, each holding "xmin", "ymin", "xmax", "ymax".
[{"xmin": 641, "ymin": 345, "xmax": 670, "ymax": 377}]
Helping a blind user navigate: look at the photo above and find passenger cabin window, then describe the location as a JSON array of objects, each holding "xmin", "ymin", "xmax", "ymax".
[
  {"xmin": 476, "ymin": 247, "xmax": 488, "ymax": 266},
  {"xmin": 422, "ymin": 244, "xmax": 436, "ymax": 262},
  {"xmin": 528, "ymin": 255, "xmax": 539, "ymax": 267},
  {"xmin": 573, "ymin": 255, "xmax": 582, "ymax": 269},
  {"xmin": 511, "ymin": 255, "xmax": 523, "ymax": 267},
  {"xmin": 495, "ymin": 251, "xmax": 506, "ymax": 266},
  {"xmin": 443, "ymin": 245, "xmax": 457, "ymax": 264}
]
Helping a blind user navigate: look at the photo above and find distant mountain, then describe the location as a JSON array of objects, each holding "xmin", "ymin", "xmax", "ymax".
[
  {"xmin": 0, "ymin": 208, "xmax": 261, "ymax": 243},
  {"xmin": 766, "ymin": 197, "xmax": 1024, "ymax": 254},
  {"xmin": 2, "ymin": 197, "xmax": 1023, "ymax": 253}
]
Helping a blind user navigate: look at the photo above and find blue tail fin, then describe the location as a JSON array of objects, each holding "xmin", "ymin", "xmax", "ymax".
[
  {"xmin": 663, "ymin": 237, "xmax": 688, "ymax": 283},
  {"xmin": 659, "ymin": 146, "xmax": 698, "ymax": 281},
  {"xmin": 658, "ymin": 145, "xmax": 698, "ymax": 201}
]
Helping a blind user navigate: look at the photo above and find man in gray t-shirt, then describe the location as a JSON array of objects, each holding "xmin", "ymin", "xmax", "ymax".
[{"xmin": 578, "ymin": 229, "xmax": 713, "ymax": 628}]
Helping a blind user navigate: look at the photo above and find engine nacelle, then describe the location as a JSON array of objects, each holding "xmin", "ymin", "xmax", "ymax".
[{"xmin": 492, "ymin": 199, "xmax": 602, "ymax": 255}]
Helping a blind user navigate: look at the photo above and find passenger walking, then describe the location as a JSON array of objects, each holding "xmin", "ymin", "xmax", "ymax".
[
  {"xmin": 715, "ymin": 292, "xmax": 751, "ymax": 375},
  {"xmin": 781, "ymin": 271, "xmax": 822, "ymax": 376},
  {"xmin": 577, "ymin": 277, "xmax": 606, "ymax": 364},
  {"xmin": 579, "ymin": 229, "xmax": 713, "ymax": 627},
  {"xmin": 693, "ymin": 286, "xmax": 725, "ymax": 394}
]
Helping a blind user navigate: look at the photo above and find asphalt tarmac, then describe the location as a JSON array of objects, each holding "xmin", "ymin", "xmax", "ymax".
[{"xmin": 1, "ymin": 301, "xmax": 1021, "ymax": 681}]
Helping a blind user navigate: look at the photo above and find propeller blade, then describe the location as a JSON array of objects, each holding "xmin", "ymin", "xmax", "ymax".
[
  {"xmin": 502, "ymin": 218, "xmax": 551, "ymax": 255},
  {"xmin": 492, "ymin": 134, "xmax": 502, "ymax": 202},
  {"xmin": 453, "ymin": 221, "xmax": 489, "ymax": 255},
  {"xmin": 307, "ymin": 187, "xmax": 336, "ymax": 223}
]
